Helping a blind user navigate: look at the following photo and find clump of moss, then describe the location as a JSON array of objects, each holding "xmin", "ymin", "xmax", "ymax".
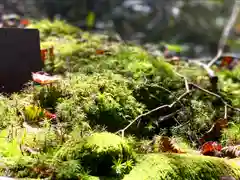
[
  {"xmin": 221, "ymin": 122, "xmax": 240, "ymax": 146},
  {"xmin": 55, "ymin": 132, "xmax": 136, "ymax": 177},
  {"xmin": 0, "ymin": 19, "xmax": 239, "ymax": 179},
  {"xmin": 124, "ymin": 153, "xmax": 240, "ymax": 180},
  {"xmin": 27, "ymin": 19, "xmax": 82, "ymax": 40},
  {"xmin": 53, "ymin": 72, "xmax": 145, "ymax": 133}
]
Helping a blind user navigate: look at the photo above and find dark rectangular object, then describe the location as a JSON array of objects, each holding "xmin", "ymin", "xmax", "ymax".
[{"xmin": 0, "ymin": 28, "xmax": 43, "ymax": 93}]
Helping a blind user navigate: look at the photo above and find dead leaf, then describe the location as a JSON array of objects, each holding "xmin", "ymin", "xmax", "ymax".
[{"xmin": 156, "ymin": 136, "xmax": 186, "ymax": 153}]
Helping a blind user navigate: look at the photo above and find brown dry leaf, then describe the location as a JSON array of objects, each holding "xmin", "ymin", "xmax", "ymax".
[
  {"xmin": 95, "ymin": 48, "xmax": 112, "ymax": 55},
  {"xmin": 32, "ymin": 165, "xmax": 54, "ymax": 177},
  {"xmin": 155, "ymin": 136, "xmax": 186, "ymax": 154},
  {"xmin": 96, "ymin": 49, "xmax": 106, "ymax": 55}
]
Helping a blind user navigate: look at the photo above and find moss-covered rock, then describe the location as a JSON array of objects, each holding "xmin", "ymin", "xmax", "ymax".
[
  {"xmin": 81, "ymin": 132, "xmax": 135, "ymax": 176},
  {"xmin": 0, "ymin": 19, "xmax": 239, "ymax": 179},
  {"xmin": 124, "ymin": 154, "xmax": 240, "ymax": 180},
  {"xmin": 55, "ymin": 132, "xmax": 135, "ymax": 177}
]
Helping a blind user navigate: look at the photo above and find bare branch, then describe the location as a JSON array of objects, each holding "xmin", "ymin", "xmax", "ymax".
[
  {"xmin": 208, "ymin": 1, "xmax": 240, "ymax": 67},
  {"xmin": 175, "ymin": 71, "xmax": 190, "ymax": 91},
  {"xmin": 116, "ymin": 91, "xmax": 191, "ymax": 137},
  {"xmin": 116, "ymin": 73, "xmax": 191, "ymax": 138},
  {"xmin": 224, "ymin": 105, "xmax": 228, "ymax": 119},
  {"xmin": 116, "ymin": 70, "xmax": 240, "ymax": 138},
  {"xmin": 190, "ymin": 83, "xmax": 240, "ymax": 113},
  {"xmin": 190, "ymin": 83, "xmax": 221, "ymax": 98},
  {"xmin": 189, "ymin": 61, "xmax": 216, "ymax": 78},
  {"xmin": 158, "ymin": 109, "xmax": 181, "ymax": 123}
]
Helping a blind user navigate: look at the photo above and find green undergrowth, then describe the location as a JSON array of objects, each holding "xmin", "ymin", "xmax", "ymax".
[
  {"xmin": 0, "ymin": 19, "xmax": 238, "ymax": 179},
  {"xmin": 221, "ymin": 121, "xmax": 240, "ymax": 146}
]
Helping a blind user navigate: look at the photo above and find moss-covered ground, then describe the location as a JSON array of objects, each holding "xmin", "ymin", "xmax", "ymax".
[{"xmin": 0, "ymin": 19, "xmax": 238, "ymax": 179}]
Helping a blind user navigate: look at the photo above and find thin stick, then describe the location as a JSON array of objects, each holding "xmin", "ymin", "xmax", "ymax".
[
  {"xmin": 208, "ymin": 1, "xmax": 240, "ymax": 67},
  {"xmin": 116, "ymin": 80, "xmax": 191, "ymax": 137},
  {"xmin": 190, "ymin": 83, "xmax": 240, "ymax": 113},
  {"xmin": 116, "ymin": 70, "xmax": 240, "ymax": 138},
  {"xmin": 224, "ymin": 105, "xmax": 228, "ymax": 119}
]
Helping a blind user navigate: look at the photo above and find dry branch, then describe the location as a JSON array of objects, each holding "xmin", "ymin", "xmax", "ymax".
[
  {"xmin": 116, "ymin": 91, "xmax": 191, "ymax": 138},
  {"xmin": 116, "ymin": 70, "xmax": 240, "ymax": 138},
  {"xmin": 116, "ymin": 2, "xmax": 240, "ymax": 138},
  {"xmin": 116, "ymin": 77, "xmax": 191, "ymax": 138},
  {"xmin": 224, "ymin": 105, "xmax": 228, "ymax": 119},
  {"xmin": 158, "ymin": 109, "xmax": 182, "ymax": 123},
  {"xmin": 190, "ymin": 83, "xmax": 240, "ymax": 113},
  {"xmin": 208, "ymin": 0, "xmax": 240, "ymax": 67}
]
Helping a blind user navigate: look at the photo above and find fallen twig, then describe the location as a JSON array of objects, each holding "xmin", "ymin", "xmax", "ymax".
[
  {"xmin": 118, "ymin": 14, "xmax": 240, "ymax": 136},
  {"xmin": 224, "ymin": 105, "xmax": 228, "ymax": 119},
  {"xmin": 157, "ymin": 109, "xmax": 182, "ymax": 123},
  {"xmin": 189, "ymin": 61, "xmax": 216, "ymax": 78},
  {"xmin": 20, "ymin": 144, "xmax": 39, "ymax": 155},
  {"xmin": 116, "ymin": 75, "xmax": 191, "ymax": 137},
  {"xmin": 175, "ymin": 71, "xmax": 190, "ymax": 91},
  {"xmin": 116, "ymin": 70, "xmax": 240, "ymax": 138},
  {"xmin": 190, "ymin": 83, "xmax": 240, "ymax": 113}
]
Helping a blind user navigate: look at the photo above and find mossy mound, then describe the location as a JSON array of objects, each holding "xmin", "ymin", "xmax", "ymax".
[
  {"xmin": 0, "ymin": 19, "xmax": 239, "ymax": 179},
  {"xmin": 27, "ymin": 19, "xmax": 82, "ymax": 40},
  {"xmin": 81, "ymin": 132, "xmax": 135, "ymax": 176},
  {"xmin": 124, "ymin": 153, "xmax": 240, "ymax": 180},
  {"xmin": 56, "ymin": 132, "xmax": 135, "ymax": 177}
]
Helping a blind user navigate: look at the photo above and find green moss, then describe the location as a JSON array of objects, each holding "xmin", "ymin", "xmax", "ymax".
[
  {"xmin": 55, "ymin": 132, "xmax": 135, "ymax": 177},
  {"xmin": 54, "ymin": 160, "xmax": 86, "ymax": 180},
  {"xmin": 0, "ymin": 19, "xmax": 239, "ymax": 179},
  {"xmin": 124, "ymin": 153, "xmax": 240, "ymax": 180},
  {"xmin": 27, "ymin": 19, "xmax": 81, "ymax": 40},
  {"xmin": 221, "ymin": 122, "xmax": 240, "ymax": 146},
  {"xmin": 0, "ymin": 96, "xmax": 21, "ymax": 129},
  {"xmin": 0, "ymin": 129, "xmax": 23, "ymax": 158},
  {"xmin": 81, "ymin": 132, "xmax": 135, "ymax": 176},
  {"xmin": 52, "ymin": 73, "xmax": 145, "ymax": 132}
]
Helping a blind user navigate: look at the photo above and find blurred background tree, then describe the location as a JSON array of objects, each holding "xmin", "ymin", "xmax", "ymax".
[{"xmin": 1, "ymin": 0, "xmax": 240, "ymax": 57}]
